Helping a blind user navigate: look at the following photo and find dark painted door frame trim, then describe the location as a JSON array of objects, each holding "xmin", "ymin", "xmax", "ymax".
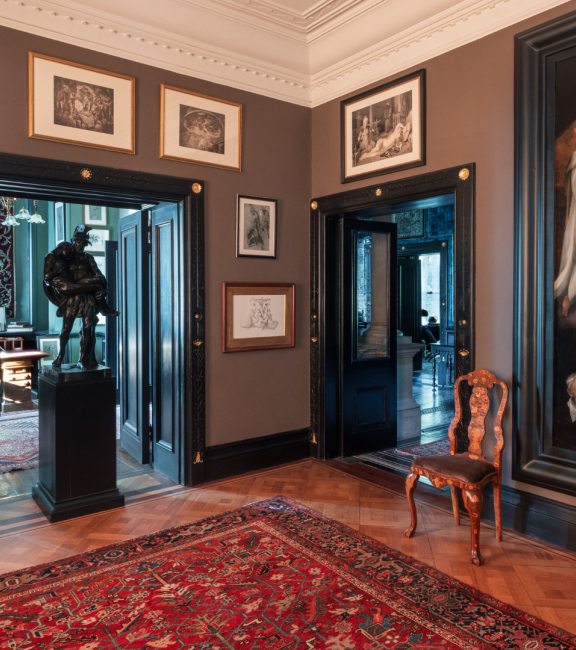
[
  {"xmin": 310, "ymin": 165, "xmax": 476, "ymax": 459},
  {"xmin": 0, "ymin": 151, "xmax": 206, "ymax": 486}
]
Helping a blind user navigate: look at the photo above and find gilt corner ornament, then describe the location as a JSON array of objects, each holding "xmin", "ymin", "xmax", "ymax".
[
  {"xmin": 311, "ymin": 201, "xmax": 318, "ymax": 210},
  {"xmin": 459, "ymin": 168, "xmax": 470, "ymax": 181},
  {"xmin": 375, "ymin": 188, "xmax": 382, "ymax": 196},
  {"xmin": 192, "ymin": 183, "xmax": 202, "ymax": 194},
  {"xmin": 80, "ymin": 168, "xmax": 92, "ymax": 179}
]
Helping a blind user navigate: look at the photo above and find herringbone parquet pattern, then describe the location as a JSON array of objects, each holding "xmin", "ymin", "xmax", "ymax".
[{"xmin": 0, "ymin": 460, "xmax": 575, "ymax": 635}]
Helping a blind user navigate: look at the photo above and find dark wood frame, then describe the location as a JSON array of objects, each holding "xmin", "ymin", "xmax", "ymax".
[
  {"xmin": 514, "ymin": 10, "xmax": 576, "ymax": 496},
  {"xmin": 0, "ymin": 151, "xmax": 206, "ymax": 486},
  {"xmin": 310, "ymin": 165, "xmax": 475, "ymax": 459},
  {"xmin": 236, "ymin": 194, "xmax": 278, "ymax": 258},
  {"xmin": 222, "ymin": 282, "xmax": 295, "ymax": 353},
  {"xmin": 340, "ymin": 69, "xmax": 426, "ymax": 184}
]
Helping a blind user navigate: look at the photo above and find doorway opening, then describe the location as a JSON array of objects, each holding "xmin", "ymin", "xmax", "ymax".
[{"xmin": 0, "ymin": 152, "xmax": 206, "ymax": 504}]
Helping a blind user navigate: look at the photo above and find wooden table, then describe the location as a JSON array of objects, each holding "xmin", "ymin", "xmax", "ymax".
[{"xmin": 0, "ymin": 343, "xmax": 50, "ymax": 412}]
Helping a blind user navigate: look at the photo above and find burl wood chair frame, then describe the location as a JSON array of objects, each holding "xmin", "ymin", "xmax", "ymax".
[{"xmin": 404, "ymin": 369, "xmax": 509, "ymax": 565}]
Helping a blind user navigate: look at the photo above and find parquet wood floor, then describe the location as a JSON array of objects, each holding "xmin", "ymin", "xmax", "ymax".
[{"xmin": 1, "ymin": 459, "xmax": 575, "ymax": 635}]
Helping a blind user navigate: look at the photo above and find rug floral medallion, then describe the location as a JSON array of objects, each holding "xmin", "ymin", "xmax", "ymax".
[{"xmin": 0, "ymin": 497, "xmax": 574, "ymax": 649}]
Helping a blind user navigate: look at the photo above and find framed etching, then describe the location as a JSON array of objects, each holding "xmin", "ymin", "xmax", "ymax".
[
  {"xmin": 28, "ymin": 52, "xmax": 135, "ymax": 154},
  {"xmin": 515, "ymin": 12, "xmax": 576, "ymax": 496},
  {"xmin": 222, "ymin": 282, "xmax": 294, "ymax": 353},
  {"xmin": 54, "ymin": 202, "xmax": 65, "ymax": 245},
  {"xmin": 160, "ymin": 84, "xmax": 242, "ymax": 171},
  {"xmin": 237, "ymin": 195, "xmax": 277, "ymax": 258},
  {"xmin": 341, "ymin": 69, "xmax": 425, "ymax": 183},
  {"xmin": 84, "ymin": 205, "xmax": 107, "ymax": 227},
  {"xmin": 88, "ymin": 229, "xmax": 109, "ymax": 253}
]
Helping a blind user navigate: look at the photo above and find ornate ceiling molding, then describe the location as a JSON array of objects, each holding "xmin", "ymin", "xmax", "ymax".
[{"xmin": 0, "ymin": 0, "xmax": 571, "ymax": 108}]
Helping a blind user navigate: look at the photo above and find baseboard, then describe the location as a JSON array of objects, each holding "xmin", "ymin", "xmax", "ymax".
[{"xmin": 203, "ymin": 428, "xmax": 311, "ymax": 483}]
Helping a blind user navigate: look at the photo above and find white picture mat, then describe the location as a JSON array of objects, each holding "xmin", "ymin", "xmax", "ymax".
[
  {"xmin": 163, "ymin": 87, "xmax": 240, "ymax": 168},
  {"xmin": 237, "ymin": 197, "xmax": 276, "ymax": 257},
  {"xmin": 89, "ymin": 229, "xmax": 110, "ymax": 253},
  {"xmin": 344, "ymin": 77, "xmax": 421, "ymax": 179},
  {"xmin": 232, "ymin": 294, "xmax": 286, "ymax": 339},
  {"xmin": 32, "ymin": 56, "xmax": 133, "ymax": 150},
  {"xmin": 84, "ymin": 205, "xmax": 107, "ymax": 225}
]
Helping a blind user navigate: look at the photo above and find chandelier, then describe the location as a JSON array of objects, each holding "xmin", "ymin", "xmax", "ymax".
[{"xmin": 0, "ymin": 198, "xmax": 46, "ymax": 226}]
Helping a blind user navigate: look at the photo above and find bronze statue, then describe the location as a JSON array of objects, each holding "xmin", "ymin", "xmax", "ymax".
[{"xmin": 43, "ymin": 224, "xmax": 119, "ymax": 370}]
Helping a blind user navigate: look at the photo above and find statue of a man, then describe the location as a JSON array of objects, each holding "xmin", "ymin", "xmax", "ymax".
[{"xmin": 43, "ymin": 224, "xmax": 119, "ymax": 370}]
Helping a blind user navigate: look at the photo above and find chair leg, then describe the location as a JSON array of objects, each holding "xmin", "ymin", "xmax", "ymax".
[
  {"xmin": 404, "ymin": 472, "xmax": 419, "ymax": 538},
  {"xmin": 462, "ymin": 489, "xmax": 484, "ymax": 566},
  {"xmin": 450, "ymin": 485, "xmax": 460, "ymax": 525},
  {"xmin": 494, "ymin": 482, "xmax": 502, "ymax": 542}
]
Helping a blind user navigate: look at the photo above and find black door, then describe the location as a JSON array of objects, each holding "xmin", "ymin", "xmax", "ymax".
[
  {"xmin": 397, "ymin": 256, "xmax": 422, "ymax": 370},
  {"xmin": 341, "ymin": 219, "xmax": 397, "ymax": 456},
  {"xmin": 104, "ymin": 240, "xmax": 119, "ymax": 404},
  {"xmin": 118, "ymin": 211, "xmax": 150, "ymax": 465},
  {"xmin": 150, "ymin": 203, "xmax": 182, "ymax": 483}
]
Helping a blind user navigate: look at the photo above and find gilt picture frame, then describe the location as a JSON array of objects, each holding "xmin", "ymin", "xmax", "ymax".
[
  {"xmin": 236, "ymin": 195, "xmax": 277, "ymax": 258},
  {"xmin": 160, "ymin": 84, "xmax": 242, "ymax": 172},
  {"xmin": 341, "ymin": 69, "xmax": 426, "ymax": 183},
  {"xmin": 222, "ymin": 282, "xmax": 294, "ymax": 352},
  {"xmin": 28, "ymin": 52, "xmax": 135, "ymax": 154}
]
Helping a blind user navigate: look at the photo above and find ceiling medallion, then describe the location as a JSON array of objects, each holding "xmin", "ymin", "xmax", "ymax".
[
  {"xmin": 192, "ymin": 183, "xmax": 202, "ymax": 194},
  {"xmin": 80, "ymin": 168, "xmax": 92, "ymax": 179},
  {"xmin": 459, "ymin": 168, "xmax": 470, "ymax": 181}
]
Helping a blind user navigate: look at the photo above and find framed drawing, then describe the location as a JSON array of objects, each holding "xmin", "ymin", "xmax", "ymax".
[
  {"xmin": 54, "ymin": 202, "xmax": 65, "ymax": 245},
  {"xmin": 36, "ymin": 334, "xmax": 65, "ymax": 367},
  {"xmin": 341, "ymin": 69, "xmax": 426, "ymax": 183},
  {"xmin": 28, "ymin": 52, "xmax": 135, "ymax": 154},
  {"xmin": 515, "ymin": 12, "xmax": 576, "ymax": 496},
  {"xmin": 84, "ymin": 205, "xmax": 107, "ymax": 226},
  {"xmin": 160, "ymin": 84, "xmax": 242, "ymax": 171},
  {"xmin": 237, "ymin": 195, "xmax": 277, "ymax": 258},
  {"xmin": 222, "ymin": 282, "xmax": 294, "ymax": 352},
  {"xmin": 89, "ymin": 229, "xmax": 109, "ymax": 253}
]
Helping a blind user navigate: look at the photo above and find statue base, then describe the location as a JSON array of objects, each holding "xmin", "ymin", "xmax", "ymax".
[{"xmin": 32, "ymin": 365, "xmax": 124, "ymax": 523}]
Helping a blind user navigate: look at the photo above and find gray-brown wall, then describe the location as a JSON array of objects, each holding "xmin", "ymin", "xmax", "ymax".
[
  {"xmin": 0, "ymin": 25, "xmax": 311, "ymax": 447},
  {"xmin": 311, "ymin": 2, "xmax": 576, "ymax": 506}
]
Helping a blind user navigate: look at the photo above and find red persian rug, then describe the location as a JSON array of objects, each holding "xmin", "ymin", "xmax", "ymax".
[
  {"xmin": 0, "ymin": 416, "xmax": 39, "ymax": 473},
  {"xmin": 1, "ymin": 498, "xmax": 575, "ymax": 649},
  {"xmin": 397, "ymin": 437, "xmax": 451, "ymax": 458}
]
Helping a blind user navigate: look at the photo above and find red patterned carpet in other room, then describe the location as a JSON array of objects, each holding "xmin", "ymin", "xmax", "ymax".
[{"xmin": 1, "ymin": 497, "xmax": 575, "ymax": 649}]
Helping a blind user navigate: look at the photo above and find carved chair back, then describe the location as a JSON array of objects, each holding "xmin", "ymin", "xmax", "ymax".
[{"xmin": 448, "ymin": 369, "xmax": 509, "ymax": 478}]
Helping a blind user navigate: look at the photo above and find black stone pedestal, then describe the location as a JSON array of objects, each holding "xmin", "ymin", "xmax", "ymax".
[{"xmin": 32, "ymin": 365, "xmax": 124, "ymax": 523}]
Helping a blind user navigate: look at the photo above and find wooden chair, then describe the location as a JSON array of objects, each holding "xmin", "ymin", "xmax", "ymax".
[{"xmin": 404, "ymin": 369, "xmax": 509, "ymax": 566}]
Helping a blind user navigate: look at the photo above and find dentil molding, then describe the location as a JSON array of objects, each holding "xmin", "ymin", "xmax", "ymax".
[{"xmin": 0, "ymin": 0, "xmax": 571, "ymax": 108}]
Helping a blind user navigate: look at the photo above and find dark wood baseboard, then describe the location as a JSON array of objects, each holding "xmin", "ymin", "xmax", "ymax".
[
  {"xmin": 203, "ymin": 429, "xmax": 311, "ymax": 483},
  {"xmin": 328, "ymin": 460, "xmax": 576, "ymax": 554}
]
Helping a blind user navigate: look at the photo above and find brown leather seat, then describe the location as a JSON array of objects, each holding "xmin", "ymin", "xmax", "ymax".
[{"xmin": 412, "ymin": 454, "xmax": 496, "ymax": 484}]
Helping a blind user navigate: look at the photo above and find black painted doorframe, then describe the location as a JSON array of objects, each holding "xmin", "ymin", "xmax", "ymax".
[
  {"xmin": 0, "ymin": 152, "xmax": 206, "ymax": 486},
  {"xmin": 310, "ymin": 165, "xmax": 476, "ymax": 460}
]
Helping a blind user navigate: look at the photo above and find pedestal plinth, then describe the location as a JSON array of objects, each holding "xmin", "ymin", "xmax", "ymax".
[
  {"xmin": 32, "ymin": 365, "xmax": 124, "ymax": 523},
  {"xmin": 397, "ymin": 333, "xmax": 424, "ymax": 441}
]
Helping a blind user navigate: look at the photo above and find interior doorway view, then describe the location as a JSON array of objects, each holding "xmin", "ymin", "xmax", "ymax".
[
  {"xmin": 355, "ymin": 193, "xmax": 456, "ymax": 476},
  {"xmin": 0, "ymin": 197, "xmax": 182, "ymax": 501}
]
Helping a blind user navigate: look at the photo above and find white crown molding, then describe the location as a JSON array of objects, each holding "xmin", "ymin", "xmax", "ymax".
[{"xmin": 0, "ymin": 0, "xmax": 572, "ymax": 109}]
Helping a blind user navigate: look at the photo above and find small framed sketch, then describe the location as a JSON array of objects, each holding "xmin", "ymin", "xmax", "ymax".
[
  {"xmin": 222, "ymin": 282, "xmax": 294, "ymax": 353},
  {"xmin": 36, "ymin": 334, "xmax": 65, "ymax": 367},
  {"xmin": 160, "ymin": 84, "xmax": 242, "ymax": 171},
  {"xmin": 237, "ymin": 195, "xmax": 277, "ymax": 258},
  {"xmin": 84, "ymin": 205, "xmax": 107, "ymax": 226},
  {"xmin": 341, "ymin": 69, "xmax": 426, "ymax": 183},
  {"xmin": 54, "ymin": 202, "xmax": 65, "ymax": 245},
  {"xmin": 89, "ymin": 229, "xmax": 110, "ymax": 253},
  {"xmin": 28, "ymin": 52, "xmax": 135, "ymax": 154}
]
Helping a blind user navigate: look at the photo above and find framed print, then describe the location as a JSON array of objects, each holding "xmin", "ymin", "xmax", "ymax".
[
  {"xmin": 88, "ymin": 229, "xmax": 109, "ymax": 253},
  {"xmin": 160, "ymin": 84, "xmax": 241, "ymax": 171},
  {"xmin": 54, "ymin": 202, "xmax": 65, "ymax": 245},
  {"xmin": 236, "ymin": 195, "xmax": 277, "ymax": 258},
  {"xmin": 341, "ymin": 69, "xmax": 425, "ymax": 183},
  {"xmin": 28, "ymin": 52, "xmax": 135, "ymax": 154},
  {"xmin": 84, "ymin": 205, "xmax": 107, "ymax": 226},
  {"xmin": 515, "ymin": 14, "xmax": 576, "ymax": 496},
  {"xmin": 36, "ymin": 334, "xmax": 66, "ymax": 367},
  {"xmin": 222, "ymin": 282, "xmax": 294, "ymax": 352}
]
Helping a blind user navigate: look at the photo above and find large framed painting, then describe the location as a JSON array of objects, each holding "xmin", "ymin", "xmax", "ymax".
[
  {"xmin": 28, "ymin": 53, "xmax": 135, "ymax": 154},
  {"xmin": 514, "ymin": 11, "xmax": 576, "ymax": 496},
  {"xmin": 237, "ymin": 195, "xmax": 277, "ymax": 258},
  {"xmin": 222, "ymin": 282, "xmax": 294, "ymax": 353},
  {"xmin": 160, "ymin": 84, "xmax": 242, "ymax": 172},
  {"xmin": 341, "ymin": 69, "xmax": 425, "ymax": 184}
]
